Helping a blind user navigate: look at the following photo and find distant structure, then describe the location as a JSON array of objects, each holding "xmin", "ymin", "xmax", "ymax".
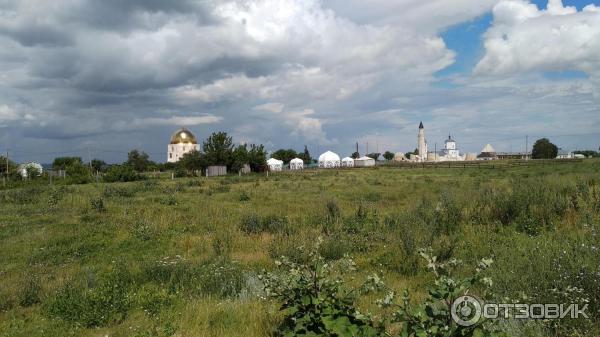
[
  {"xmin": 267, "ymin": 158, "xmax": 283, "ymax": 171},
  {"xmin": 393, "ymin": 152, "xmax": 408, "ymax": 162},
  {"xmin": 355, "ymin": 156, "xmax": 376, "ymax": 167},
  {"xmin": 206, "ymin": 166, "xmax": 227, "ymax": 177},
  {"xmin": 556, "ymin": 150, "xmax": 574, "ymax": 159},
  {"xmin": 168, "ymin": 128, "xmax": 200, "ymax": 163},
  {"xmin": 17, "ymin": 162, "xmax": 43, "ymax": 178},
  {"xmin": 290, "ymin": 158, "xmax": 304, "ymax": 170},
  {"xmin": 417, "ymin": 122, "xmax": 428, "ymax": 162},
  {"xmin": 435, "ymin": 134, "xmax": 466, "ymax": 161},
  {"xmin": 318, "ymin": 151, "xmax": 341, "ymax": 168},
  {"xmin": 477, "ymin": 144, "xmax": 497, "ymax": 160},
  {"xmin": 341, "ymin": 157, "xmax": 355, "ymax": 167}
]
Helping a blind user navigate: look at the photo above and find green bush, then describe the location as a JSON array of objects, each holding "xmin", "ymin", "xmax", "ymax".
[
  {"xmin": 18, "ymin": 273, "xmax": 41, "ymax": 307},
  {"xmin": 103, "ymin": 165, "xmax": 144, "ymax": 183},
  {"xmin": 45, "ymin": 267, "xmax": 132, "ymax": 327}
]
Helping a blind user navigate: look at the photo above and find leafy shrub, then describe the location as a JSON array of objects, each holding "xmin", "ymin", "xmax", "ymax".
[
  {"xmin": 240, "ymin": 213, "xmax": 288, "ymax": 234},
  {"xmin": 90, "ymin": 197, "xmax": 106, "ymax": 213},
  {"xmin": 135, "ymin": 283, "xmax": 172, "ymax": 318},
  {"xmin": 18, "ymin": 273, "xmax": 41, "ymax": 307},
  {"xmin": 103, "ymin": 165, "xmax": 144, "ymax": 183},
  {"xmin": 238, "ymin": 191, "xmax": 250, "ymax": 201},
  {"xmin": 240, "ymin": 214, "xmax": 262, "ymax": 234},
  {"xmin": 260, "ymin": 240, "xmax": 384, "ymax": 337},
  {"xmin": 212, "ymin": 229, "xmax": 234, "ymax": 257},
  {"xmin": 45, "ymin": 267, "xmax": 132, "ymax": 327}
]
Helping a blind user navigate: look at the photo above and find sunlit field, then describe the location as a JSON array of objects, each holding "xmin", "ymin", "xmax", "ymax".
[{"xmin": 1, "ymin": 160, "xmax": 599, "ymax": 337}]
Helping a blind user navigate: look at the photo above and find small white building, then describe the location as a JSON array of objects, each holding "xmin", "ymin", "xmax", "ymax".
[
  {"xmin": 267, "ymin": 158, "xmax": 284, "ymax": 171},
  {"xmin": 477, "ymin": 144, "xmax": 497, "ymax": 161},
  {"xmin": 18, "ymin": 162, "xmax": 43, "ymax": 178},
  {"xmin": 318, "ymin": 151, "xmax": 341, "ymax": 168},
  {"xmin": 167, "ymin": 128, "xmax": 201, "ymax": 163},
  {"xmin": 354, "ymin": 156, "xmax": 376, "ymax": 167},
  {"xmin": 393, "ymin": 152, "xmax": 408, "ymax": 162},
  {"xmin": 556, "ymin": 150, "xmax": 573, "ymax": 159},
  {"xmin": 289, "ymin": 158, "xmax": 304, "ymax": 170},
  {"xmin": 341, "ymin": 157, "xmax": 355, "ymax": 167}
]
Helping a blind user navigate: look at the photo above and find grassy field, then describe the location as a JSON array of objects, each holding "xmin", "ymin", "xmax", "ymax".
[{"xmin": 1, "ymin": 160, "xmax": 599, "ymax": 336}]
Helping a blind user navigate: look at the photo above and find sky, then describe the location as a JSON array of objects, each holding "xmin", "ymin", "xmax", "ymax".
[{"xmin": 1, "ymin": 0, "xmax": 599, "ymax": 163}]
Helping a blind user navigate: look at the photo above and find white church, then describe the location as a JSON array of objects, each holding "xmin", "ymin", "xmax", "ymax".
[{"xmin": 167, "ymin": 128, "xmax": 200, "ymax": 163}]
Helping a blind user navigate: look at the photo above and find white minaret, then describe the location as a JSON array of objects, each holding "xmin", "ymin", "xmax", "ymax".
[{"xmin": 418, "ymin": 121, "xmax": 427, "ymax": 161}]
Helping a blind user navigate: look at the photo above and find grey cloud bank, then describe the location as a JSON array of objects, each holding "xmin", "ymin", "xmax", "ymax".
[{"xmin": 0, "ymin": 0, "xmax": 598, "ymax": 163}]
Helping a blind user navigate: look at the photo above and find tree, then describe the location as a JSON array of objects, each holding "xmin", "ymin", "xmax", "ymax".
[
  {"xmin": 298, "ymin": 145, "xmax": 312, "ymax": 164},
  {"xmin": 574, "ymin": 150, "xmax": 598, "ymax": 158},
  {"xmin": 126, "ymin": 150, "xmax": 154, "ymax": 172},
  {"xmin": 178, "ymin": 150, "xmax": 204, "ymax": 173},
  {"xmin": 367, "ymin": 153, "xmax": 380, "ymax": 160},
  {"xmin": 203, "ymin": 132, "xmax": 234, "ymax": 167},
  {"xmin": 351, "ymin": 152, "xmax": 360, "ymax": 159},
  {"xmin": 271, "ymin": 149, "xmax": 297, "ymax": 164},
  {"xmin": 90, "ymin": 159, "xmax": 107, "ymax": 173},
  {"xmin": 53, "ymin": 157, "xmax": 83, "ymax": 170},
  {"xmin": 532, "ymin": 138, "xmax": 558, "ymax": 159},
  {"xmin": 247, "ymin": 144, "xmax": 267, "ymax": 172},
  {"xmin": 103, "ymin": 165, "xmax": 143, "ymax": 183},
  {"xmin": 231, "ymin": 144, "xmax": 249, "ymax": 173},
  {"xmin": 405, "ymin": 148, "xmax": 418, "ymax": 158},
  {"xmin": 0, "ymin": 155, "xmax": 17, "ymax": 175},
  {"xmin": 383, "ymin": 151, "xmax": 394, "ymax": 161}
]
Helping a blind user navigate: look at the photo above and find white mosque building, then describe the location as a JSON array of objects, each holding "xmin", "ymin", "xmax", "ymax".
[
  {"xmin": 413, "ymin": 123, "xmax": 466, "ymax": 162},
  {"xmin": 167, "ymin": 128, "xmax": 201, "ymax": 163}
]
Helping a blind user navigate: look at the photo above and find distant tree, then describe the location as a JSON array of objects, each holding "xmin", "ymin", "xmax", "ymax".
[
  {"xmin": 574, "ymin": 150, "xmax": 599, "ymax": 158},
  {"xmin": 203, "ymin": 132, "xmax": 234, "ymax": 167},
  {"xmin": 90, "ymin": 159, "xmax": 107, "ymax": 173},
  {"xmin": 25, "ymin": 165, "xmax": 42, "ymax": 179},
  {"xmin": 351, "ymin": 152, "xmax": 360, "ymax": 159},
  {"xmin": 532, "ymin": 138, "xmax": 558, "ymax": 159},
  {"xmin": 178, "ymin": 150, "xmax": 204, "ymax": 173},
  {"xmin": 298, "ymin": 145, "xmax": 312, "ymax": 163},
  {"xmin": 366, "ymin": 153, "xmax": 380, "ymax": 160},
  {"xmin": 383, "ymin": 151, "xmax": 394, "ymax": 161},
  {"xmin": 126, "ymin": 150, "xmax": 153, "ymax": 172},
  {"xmin": 247, "ymin": 144, "xmax": 267, "ymax": 172},
  {"xmin": 0, "ymin": 155, "xmax": 17, "ymax": 175},
  {"xmin": 65, "ymin": 161, "xmax": 93, "ymax": 184},
  {"xmin": 405, "ymin": 148, "xmax": 419, "ymax": 158},
  {"xmin": 53, "ymin": 157, "xmax": 83, "ymax": 170},
  {"xmin": 271, "ymin": 149, "xmax": 297, "ymax": 164},
  {"xmin": 231, "ymin": 144, "xmax": 249, "ymax": 173}
]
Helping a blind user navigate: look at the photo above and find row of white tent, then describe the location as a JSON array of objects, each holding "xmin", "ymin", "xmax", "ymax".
[{"xmin": 267, "ymin": 151, "xmax": 375, "ymax": 171}]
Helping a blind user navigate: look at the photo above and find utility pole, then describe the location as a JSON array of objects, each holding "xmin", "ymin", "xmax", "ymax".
[
  {"xmin": 355, "ymin": 142, "xmax": 359, "ymax": 157},
  {"xmin": 525, "ymin": 135, "xmax": 529, "ymax": 160},
  {"xmin": 5, "ymin": 149, "xmax": 9, "ymax": 182}
]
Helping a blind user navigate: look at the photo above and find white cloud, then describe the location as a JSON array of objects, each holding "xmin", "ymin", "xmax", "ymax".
[
  {"xmin": 129, "ymin": 115, "xmax": 222, "ymax": 127},
  {"xmin": 476, "ymin": 0, "xmax": 600, "ymax": 81}
]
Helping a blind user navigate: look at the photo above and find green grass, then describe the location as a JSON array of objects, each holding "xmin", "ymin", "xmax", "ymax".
[{"xmin": 1, "ymin": 160, "xmax": 599, "ymax": 336}]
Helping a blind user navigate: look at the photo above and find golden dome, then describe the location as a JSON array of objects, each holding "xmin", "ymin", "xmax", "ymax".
[{"xmin": 170, "ymin": 128, "xmax": 198, "ymax": 144}]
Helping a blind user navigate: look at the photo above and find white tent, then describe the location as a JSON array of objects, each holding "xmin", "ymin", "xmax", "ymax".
[
  {"xmin": 290, "ymin": 158, "xmax": 304, "ymax": 170},
  {"xmin": 341, "ymin": 157, "xmax": 354, "ymax": 167},
  {"xmin": 267, "ymin": 158, "xmax": 283, "ymax": 171},
  {"xmin": 318, "ymin": 151, "xmax": 341, "ymax": 168},
  {"xmin": 354, "ymin": 156, "xmax": 375, "ymax": 167},
  {"xmin": 481, "ymin": 144, "xmax": 496, "ymax": 153}
]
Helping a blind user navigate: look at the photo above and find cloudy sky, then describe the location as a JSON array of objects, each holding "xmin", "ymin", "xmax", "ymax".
[{"xmin": 1, "ymin": 0, "xmax": 599, "ymax": 163}]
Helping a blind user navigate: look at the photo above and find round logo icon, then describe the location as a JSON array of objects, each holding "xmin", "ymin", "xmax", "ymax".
[{"xmin": 451, "ymin": 295, "xmax": 482, "ymax": 327}]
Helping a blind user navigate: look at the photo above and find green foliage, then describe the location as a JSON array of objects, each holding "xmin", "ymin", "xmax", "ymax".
[
  {"xmin": 532, "ymin": 138, "xmax": 558, "ymax": 159},
  {"xmin": 232, "ymin": 144, "xmax": 249, "ymax": 173},
  {"xmin": 90, "ymin": 197, "xmax": 107, "ymax": 213},
  {"xmin": 52, "ymin": 157, "xmax": 83, "ymax": 170},
  {"xmin": 298, "ymin": 145, "xmax": 312, "ymax": 164},
  {"xmin": 383, "ymin": 151, "xmax": 395, "ymax": 161},
  {"xmin": 203, "ymin": 131, "xmax": 234, "ymax": 167},
  {"xmin": 65, "ymin": 161, "xmax": 93, "ymax": 184},
  {"xmin": 90, "ymin": 159, "xmax": 107, "ymax": 172},
  {"xmin": 126, "ymin": 149, "xmax": 154, "ymax": 172},
  {"xmin": 271, "ymin": 149, "xmax": 298, "ymax": 164},
  {"xmin": 17, "ymin": 273, "xmax": 41, "ymax": 307},
  {"xmin": 260, "ymin": 240, "xmax": 384, "ymax": 337},
  {"xmin": 367, "ymin": 153, "xmax": 381, "ymax": 160},
  {"xmin": 177, "ymin": 150, "xmax": 204, "ymax": 173},
  {"xmin": 45, "ymin": 267, "xmax": 132, "ymax": 327},
  {"xmin": 383, "ymin": 250, "xmax": 504, "ymax": 337},
  {"xmin": 240, "ymin": 213, "xmax": 289, "ymax": 234},
  {"xmin": 103, "ymin": 165, "xmax": 144, "ymax": 182},
  {"xmin": 247, "ymin": 143, "xmax": 268, "ymax": 172}
]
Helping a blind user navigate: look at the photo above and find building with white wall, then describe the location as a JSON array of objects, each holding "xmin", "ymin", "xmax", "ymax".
[{"xmin": 167, "ymin": 128, "xmax": 201, "ymax": 163}]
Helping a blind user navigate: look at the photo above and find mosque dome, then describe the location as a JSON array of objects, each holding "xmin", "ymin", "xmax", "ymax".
[{"xmin": 170, "ymin": 128, "xmax": 198, "ymax": 144}]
